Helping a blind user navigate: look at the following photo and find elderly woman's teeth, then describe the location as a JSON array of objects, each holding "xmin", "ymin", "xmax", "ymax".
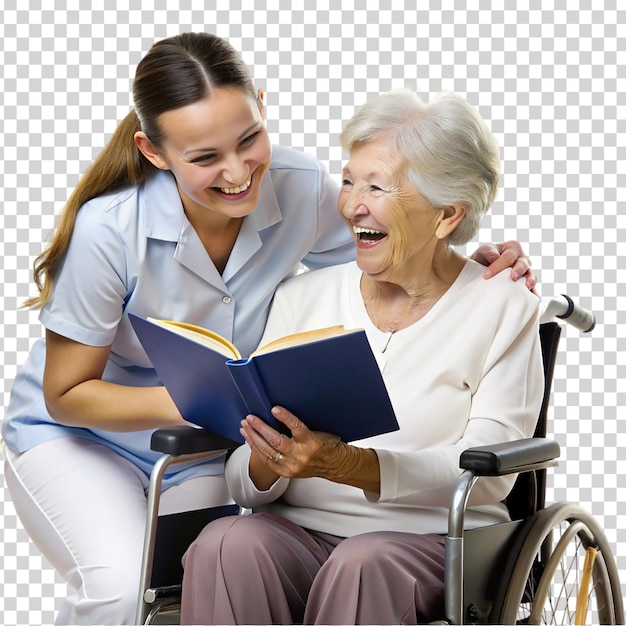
[{"xmin": 353, "ymin": 226, "xmax": 386, "ymax": 241}]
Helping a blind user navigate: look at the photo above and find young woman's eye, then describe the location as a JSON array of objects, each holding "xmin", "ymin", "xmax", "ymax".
[
  {"xmin": 191, "ymin": 154, "xmax": 217, "ymax": 165},
  {"xmin": 240, "ymin": 131, "xmax": 259, "ymax": 147}
]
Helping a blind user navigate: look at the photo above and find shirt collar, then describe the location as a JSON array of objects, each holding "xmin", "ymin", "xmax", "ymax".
[{"xmin": 142, "ymin": 168, "xmax": 283, "ymax": 243}]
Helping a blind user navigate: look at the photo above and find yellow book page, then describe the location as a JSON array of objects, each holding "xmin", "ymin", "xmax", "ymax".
[
  {"xmin": 251, "ymin": 325, "xmax": 356, "ymax": 357},
  {"xmin": 147, "ymin": 318, "xmax": 241, "ymax": 359}
]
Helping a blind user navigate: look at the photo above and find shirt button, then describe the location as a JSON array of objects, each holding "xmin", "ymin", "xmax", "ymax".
[{"xmin": 222, "ymin": 296, "xmax": 232, "ymax": 304}]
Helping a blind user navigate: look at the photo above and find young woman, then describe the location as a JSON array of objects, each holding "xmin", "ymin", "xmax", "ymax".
[{"xmin": 1, "ymin": 33, "xmax": 533, "ymax": 624}]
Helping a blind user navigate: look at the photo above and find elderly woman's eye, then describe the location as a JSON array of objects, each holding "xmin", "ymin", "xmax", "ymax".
[{"xmin": 342, "ymin": 179, "xmax": 353, "ymax": 187}]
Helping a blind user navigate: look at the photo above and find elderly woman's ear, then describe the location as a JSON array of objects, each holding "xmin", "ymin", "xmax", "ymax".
[{"xmin": 436, "ymin": 205, "xmax": 465, "ymax": 240}]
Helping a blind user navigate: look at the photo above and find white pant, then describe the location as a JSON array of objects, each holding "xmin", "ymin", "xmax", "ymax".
[{"xmin": 2, "ymin": 437, "xmax": 233, "ymax": 625}]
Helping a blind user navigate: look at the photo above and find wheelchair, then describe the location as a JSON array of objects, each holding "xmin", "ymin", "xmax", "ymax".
[{"xmin": 136, "ymin": 294, "xmax": 623, "ymax": 625}]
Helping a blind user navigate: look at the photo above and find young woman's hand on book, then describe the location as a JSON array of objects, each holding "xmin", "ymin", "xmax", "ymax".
[{"xmin": 241, "ymin": 406, "xmax": 381, "ymax": 495}]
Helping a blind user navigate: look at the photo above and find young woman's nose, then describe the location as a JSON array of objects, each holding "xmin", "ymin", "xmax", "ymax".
[{"xmin": 222, "ymin": 155, "xmax": 250, "ymax": 186}]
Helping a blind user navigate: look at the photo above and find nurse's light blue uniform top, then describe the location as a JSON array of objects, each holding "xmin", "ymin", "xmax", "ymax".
[{"xmin": 2, "ymin": 145, "xmax": 354, "ymax": 486}]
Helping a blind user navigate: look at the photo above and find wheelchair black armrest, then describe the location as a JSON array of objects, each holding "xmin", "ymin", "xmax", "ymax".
[
  {"xmin": 460, "ymin": 438, "xmax": 560, "ymax": 476},
  {"xmin": 150, "ymin": 425, "xmax": 240, "ymax": 455}
]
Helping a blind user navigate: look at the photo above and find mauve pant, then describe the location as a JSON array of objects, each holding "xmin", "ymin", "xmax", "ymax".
[{"xmin": 181, "ymin": 512, "xmax": 446, "ymax": 625}]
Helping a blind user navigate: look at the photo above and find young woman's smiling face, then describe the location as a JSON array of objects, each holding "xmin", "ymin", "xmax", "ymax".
[{"xmin": 143, "ymin": 86, "xmax": 272, "ymax": 221}]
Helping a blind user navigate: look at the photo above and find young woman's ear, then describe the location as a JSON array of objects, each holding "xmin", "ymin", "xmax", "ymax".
[
  {"xmin": 257, "ymin": 89, "xmax": 266, "ymax": 119},
  {"xmin": 436, "ymin": 205, "xmax": 466, "ymax": 239},
  {"xmin": 134, "ymin": 132, "xmax": 170, "ymax": 170}
]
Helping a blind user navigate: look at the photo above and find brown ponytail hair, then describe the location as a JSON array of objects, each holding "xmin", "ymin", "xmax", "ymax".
[{"xmin": 26, "ymin": 32, "xmax": 256, "ymax": 308}]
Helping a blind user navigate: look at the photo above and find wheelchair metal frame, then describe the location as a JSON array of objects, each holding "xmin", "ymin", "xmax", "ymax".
[
  {"xmin": 136, "ymin": 429, "xmax": 240, "ymax": 625},
  {"xmin": 445, "ymin": 438, "xmax": 560, "ymax": 624},
  {"xmin": 445, "ymin": 464, "xmax": 623, "ymax": 623}
]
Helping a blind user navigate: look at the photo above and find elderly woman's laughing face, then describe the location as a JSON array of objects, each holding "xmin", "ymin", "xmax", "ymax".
[{"xmin": 338, "ymin": 136, "xmax": 447, "ymax": 281}]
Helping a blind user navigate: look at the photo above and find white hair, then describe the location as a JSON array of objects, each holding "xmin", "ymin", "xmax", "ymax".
[{"xmin": 339, "ymin": 89, "xmax": 500, "ymax": 245}]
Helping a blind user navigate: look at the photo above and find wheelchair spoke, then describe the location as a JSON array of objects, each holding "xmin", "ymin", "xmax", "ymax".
[
  {"xmin": 529, "ymin": 520, "xmax": 604, "ymax": 624},
  {"xmin": 496, "ymin": 503, "xmax": 622, "ymax": 625}
]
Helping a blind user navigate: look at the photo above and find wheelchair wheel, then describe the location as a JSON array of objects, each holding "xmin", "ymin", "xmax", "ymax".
[{"xmin": 496, "ymin": 502, "xmax": 623, "ymax": 625}]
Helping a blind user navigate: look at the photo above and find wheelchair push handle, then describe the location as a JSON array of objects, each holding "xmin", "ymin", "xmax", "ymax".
[{"xmin": 540, "ymin": 294, "xmax": 595, "ymax": 333}]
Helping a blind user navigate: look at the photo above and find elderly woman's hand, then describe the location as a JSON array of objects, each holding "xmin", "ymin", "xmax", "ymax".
[
  {"xmin": 241, "ymin": 406, "xmax": 381, "ymax": 494},
  {"xmin": 472, "ymin": 241, "xmax": 537, "ymax": 293}
]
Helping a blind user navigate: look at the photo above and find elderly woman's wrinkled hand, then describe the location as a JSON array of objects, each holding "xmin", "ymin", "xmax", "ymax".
[{"xmin": 240, "ymin": 407, "xmax": 344, "ymax": 480}]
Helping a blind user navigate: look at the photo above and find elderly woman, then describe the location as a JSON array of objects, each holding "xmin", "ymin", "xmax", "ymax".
[{"xmin": 179, "ymin": 90, "xmax": 544, "ymax": 625}]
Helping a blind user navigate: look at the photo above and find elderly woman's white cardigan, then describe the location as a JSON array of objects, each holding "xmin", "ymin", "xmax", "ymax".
[{"xmin": 225, "ymin": 259, "xmax": 544, "ymax": 537}]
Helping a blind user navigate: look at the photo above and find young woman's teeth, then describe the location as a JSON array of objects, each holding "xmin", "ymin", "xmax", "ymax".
[
  {"xmin": 353, "ymin": 226, "xmax": 386, "ymax": 241},
  {"xmin": 220, "ymin": 179, "xmax": 251, "ymax": 195}
]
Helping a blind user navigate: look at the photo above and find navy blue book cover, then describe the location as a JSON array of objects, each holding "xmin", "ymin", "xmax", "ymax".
[{"xmin": 130, "ymin": 314, "xmax": 399, "ymax": 443}]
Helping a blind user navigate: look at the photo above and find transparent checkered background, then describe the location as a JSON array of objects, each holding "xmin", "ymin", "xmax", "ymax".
[{"xmin": 1, "ymin": 1, "xmax": 624, "ymax": 623}]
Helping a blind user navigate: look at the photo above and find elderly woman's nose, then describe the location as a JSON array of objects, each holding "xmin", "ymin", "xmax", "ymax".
[{"xmin": 342, "ymin": 198, "xmax": 369, "ymax": 219}]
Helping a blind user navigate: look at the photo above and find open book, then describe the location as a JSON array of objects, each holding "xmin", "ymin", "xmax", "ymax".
[{"xmin": 129, "ymin": 314, "xmax": 399, "ymax": 443}]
